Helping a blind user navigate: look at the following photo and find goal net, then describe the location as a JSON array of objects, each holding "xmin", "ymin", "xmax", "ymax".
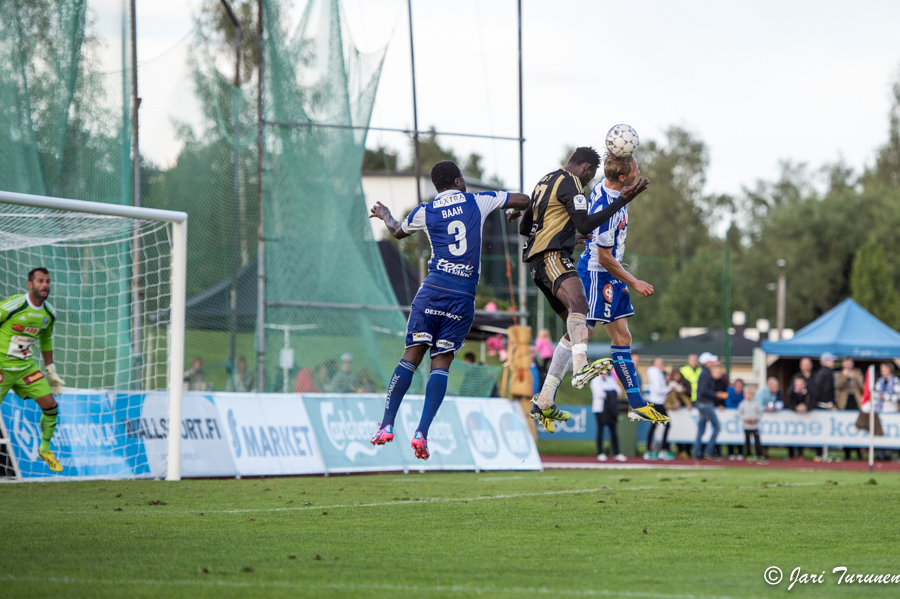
[{"xmin": 0, "ymin": 191, "xmax": 186, "ymax": 481}]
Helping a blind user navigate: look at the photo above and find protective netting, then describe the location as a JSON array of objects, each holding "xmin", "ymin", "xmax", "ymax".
[
  {"xmin": 0, "ymin": 0, "xmax": 499, "ymax": 398},
  {"xmin": 260, "ymin": 0, "xmax": 410, "ymax": 393},
  {"xmin": 0, "ymin": 204, "xmax": 173, "ymax": 391}
]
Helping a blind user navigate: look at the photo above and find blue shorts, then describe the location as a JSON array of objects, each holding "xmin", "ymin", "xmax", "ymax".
[
  {"xmin": 579, "ymin": 267, "xmax": 634, "ymax": 324},
  {"xmin": 405, "ymin": 284, "xmax": 475, "ymax": 357}
]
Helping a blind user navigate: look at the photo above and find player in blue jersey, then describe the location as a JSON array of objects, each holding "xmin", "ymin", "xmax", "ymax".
[
  {"xmin": 368, "ymin": 160, "xmax": 531, "ymax": 459},
  {"xmin": 511, "ymin": 147, "xmax": 649, "ymax": 433},
  {"xmin": 577, "ymin": 153, "xmax": 669, "ymax": 424}
]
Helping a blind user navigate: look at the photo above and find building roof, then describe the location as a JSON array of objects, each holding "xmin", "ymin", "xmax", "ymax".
[{"xmin": 636, "ymin": 327, "xmax": 761, "ymax": 363}]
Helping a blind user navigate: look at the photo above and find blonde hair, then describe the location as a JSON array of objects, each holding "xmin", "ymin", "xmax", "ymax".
[{"xmin": 603, "ymin": 154, "xmax": 635, "ymax": 182}]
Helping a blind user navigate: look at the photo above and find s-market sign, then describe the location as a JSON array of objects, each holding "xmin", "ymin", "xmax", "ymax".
[{"xmin": 215, "ymin": 394, "xmax": 324, "ymax": 476}]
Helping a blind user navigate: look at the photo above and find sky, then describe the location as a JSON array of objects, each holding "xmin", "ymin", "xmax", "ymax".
[{"xmin": 126, "ymin": 0, "xmax": 900, "ymax": 203}]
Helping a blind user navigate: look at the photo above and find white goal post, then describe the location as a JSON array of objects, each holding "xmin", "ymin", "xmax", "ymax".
[{"xmin": 0, "ymin": 190, "xmax": 187, "ymax": 481}]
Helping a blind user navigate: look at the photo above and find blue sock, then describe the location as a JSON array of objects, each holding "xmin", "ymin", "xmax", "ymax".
[
  {"xmin": 416, "ymin": 368, "xmax": 449, "ymax": 438},
  {"xmin": 611, "ymin": 346, "xmax": 645, "ymax": 409},
  {"xmin": 380, "ymin": 359, "xmax": 417, "ymax": 428}
]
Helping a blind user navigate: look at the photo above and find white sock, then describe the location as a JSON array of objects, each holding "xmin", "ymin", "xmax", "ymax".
[
  {"xmin": 567, "ymin": 313, "xmax": 589, "ymax": 373},
  {"xmin": 537, "ymin": 338, "xmax": 572, "ymax": 409}
]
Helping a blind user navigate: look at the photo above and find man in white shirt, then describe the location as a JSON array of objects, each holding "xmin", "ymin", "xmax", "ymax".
[
  {"xmin": 644, "ymin": 357, "xmax": 674, "ymax": 460},
  {"xmin": 590, "ymin": 373, "xmax": 627, "ymax": 462}
]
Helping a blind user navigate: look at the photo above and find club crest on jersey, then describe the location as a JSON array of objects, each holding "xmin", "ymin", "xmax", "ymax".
[
  {"xmin": 12, "ymin": 324, "xmax": 24, "ymax": 332},
  {"xmin": 23, "ymin": 371, "xmax": 44, "ymax": 385},
  {"xmin": 432, "ymin": 194, "xmax": 465, "ymax": 209},
  {"xmin": 573, "ymin": 194, "xmax": 587, "ymax": 210},
  {"xmin": 43, "ymin": 318, "xmax": 48, "ymax": 324},
  {"xmin": 603, "ymin": 284, "xmax": 614, "ymax": 303}
]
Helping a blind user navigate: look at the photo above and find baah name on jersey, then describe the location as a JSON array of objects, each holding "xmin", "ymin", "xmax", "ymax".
[{"xmin": 441, "ymin": 206, "xmax": 464, "ymax": 219}]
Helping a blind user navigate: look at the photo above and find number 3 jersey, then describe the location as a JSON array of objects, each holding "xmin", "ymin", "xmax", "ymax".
[
  {"xmin": 401, "ymin": 189, "xmax": 510, "ymax": 296},
  {"xmin": 0, "ymin": 294, "xmax": 55, "ymax": 371}
]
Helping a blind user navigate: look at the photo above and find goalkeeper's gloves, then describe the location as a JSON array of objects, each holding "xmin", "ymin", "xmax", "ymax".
[{"xmin": 45, "ymin": 363, "xmax": 66, "ymax": 396}]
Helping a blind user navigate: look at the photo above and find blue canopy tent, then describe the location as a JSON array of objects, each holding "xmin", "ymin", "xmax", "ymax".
[{"xmin": 762, "ymin": 298, "xmax": 900, "ymax": 359}]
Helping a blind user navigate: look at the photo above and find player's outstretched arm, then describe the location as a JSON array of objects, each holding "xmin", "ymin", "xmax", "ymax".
[
  {"xmin": 504, "ymin": 193, "xmax": 531, "ymax": 222},
  {"xmin": 570, "ymin": 177, "xmax": 650, "ymax": 235},
  {"xmin": 369, "ymin": 201, "xmax": 410, "ymax": 239},
  {"xmin": 596, "ymin": 247, "xmax": 654, "ymax": 298}
]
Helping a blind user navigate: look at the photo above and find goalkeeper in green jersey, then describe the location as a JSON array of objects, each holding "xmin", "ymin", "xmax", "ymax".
[{"xmin": 0, "ymin": 268, "xmax": 66, "ymax": 472}]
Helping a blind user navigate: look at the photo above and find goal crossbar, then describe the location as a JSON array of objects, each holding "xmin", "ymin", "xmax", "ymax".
[{"xmin": 0, "ymin": 190, "xmax": 188, "ymax": 481}]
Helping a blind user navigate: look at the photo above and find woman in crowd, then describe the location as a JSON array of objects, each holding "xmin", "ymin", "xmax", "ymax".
[{"xmin": 835, "ymin": 358, "xmax": 864, "ymax": 459}]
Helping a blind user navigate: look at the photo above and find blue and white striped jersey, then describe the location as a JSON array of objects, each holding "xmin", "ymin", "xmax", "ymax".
[
  {"xmin": 401, "ymin": 189, "xmax": 509, "ymax": 294},
  {"xmin": 578, "ymin": 179, "xmax": 628, "ymax": 273}
]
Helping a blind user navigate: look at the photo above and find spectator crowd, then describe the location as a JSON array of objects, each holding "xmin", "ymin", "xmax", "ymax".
[{"xmin": 621, "ymin": 352, "xmax": 900, "ymax": 463}]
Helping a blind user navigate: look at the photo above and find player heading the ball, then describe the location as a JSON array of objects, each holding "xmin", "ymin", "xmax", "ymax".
[
  {"xmin": 368, "ymin": 161, "xmax": 531, "ymax": 460},
  {"xmin": 578, "ymin": 151, "xmax": 668, "ymax": 426},
  {"xmin": 510, "ymin": 147, "xmax": 649, "ymax": 433},
  {"xmin": 0, "ymin": 267, "xmax": 66, "ymax": 472}
]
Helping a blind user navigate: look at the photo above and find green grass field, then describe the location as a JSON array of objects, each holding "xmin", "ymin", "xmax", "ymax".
[{"xmin": 1, "ymin": 468, "xmax": 898, "ymax": 598}]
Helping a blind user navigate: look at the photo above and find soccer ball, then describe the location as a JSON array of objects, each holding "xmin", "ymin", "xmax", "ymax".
[{"xmin": 605, "ymin": 124, "xmax": 639, "ymax": 158}]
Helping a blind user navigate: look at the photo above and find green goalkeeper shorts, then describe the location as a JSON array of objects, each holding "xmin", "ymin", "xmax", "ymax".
[{"xmin": 0, "ymin": 362, "xmax": 53, "ymax": 402}]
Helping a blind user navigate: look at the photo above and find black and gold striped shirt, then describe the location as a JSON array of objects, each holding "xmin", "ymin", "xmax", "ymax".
[{"xmin": 520, "ymin": 168, "xmax": 588, "ymax": 262}]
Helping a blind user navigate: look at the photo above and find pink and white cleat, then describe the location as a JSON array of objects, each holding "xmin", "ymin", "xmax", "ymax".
[
  {"xmin": 370, "ymin": 424, "xmax": 394, "ymax": 446},
  {"xmin": 410, "ymin": 431, "xmax": 430, "ymax": 460}
]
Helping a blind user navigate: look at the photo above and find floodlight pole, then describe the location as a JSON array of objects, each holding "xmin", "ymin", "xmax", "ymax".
[
  {"xmin": 867, "ymin": 364, "xmax": 876, "ymax": 472},
  {"xmin": 256, "ymin": 0, "xmax": 267, "ymax": 391},
  {"xmin": 517, "ymin": 0, "xmax": 527, "ymax": 319},
  {"xmin": 407, "ymin": 0, "xmax": 425, "ymax": 283},
  {"xmin": 129, "ymin": 0, "xmax": 143, "ymax": 387},
  {"xmin": 776, "ymin": 259, "xmax": 786, "ymax": 340},
  {"xmin": 221, "ymin": 0, "xmax": 242, "ymax": 378},
  {"xmin": 723, "ymin": 249, "xmax": 732, "ymax": 375}
]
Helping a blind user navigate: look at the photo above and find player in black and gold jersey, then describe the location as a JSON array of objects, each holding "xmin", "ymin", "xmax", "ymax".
[{"xmin": 509, "ymin": 147, "xmax": 648, "ymax": 431}]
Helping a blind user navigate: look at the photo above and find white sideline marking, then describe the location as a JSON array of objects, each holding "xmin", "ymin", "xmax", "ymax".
[
  {"xmin": 0, "ymin": 574, "xmax": 752, "ymax": 598},
  {"xmin": 197, "ymin": 481, "xmax": 820, "ymax": 514},
  {"xmin": 54, "ymin": 480, "xmax": 822, "ymax": 516},
  {"xmin": 206, "ymin": 487, "xmax": 625, "ymax": 514}
]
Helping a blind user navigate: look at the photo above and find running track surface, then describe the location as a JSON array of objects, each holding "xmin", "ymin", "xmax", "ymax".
[{"xmin": 541, "ymin": 454, "xmax": 900, "ymax": 472}]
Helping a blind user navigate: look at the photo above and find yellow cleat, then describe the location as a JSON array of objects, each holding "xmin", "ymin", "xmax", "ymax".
[
  {"xmin": 530, "ymin": 396, "xmax": 571, "ymax": 433},
  {"xmin": 572, "ymin": 358, "xmax": 614, "ymax": 389},
  {"xmin": 38, "ymin": 451, "xmax": 63, "ymax": 473},
  {"xmin": 627, "ymin": 405, "xmax": 671, "ymax": 424}
]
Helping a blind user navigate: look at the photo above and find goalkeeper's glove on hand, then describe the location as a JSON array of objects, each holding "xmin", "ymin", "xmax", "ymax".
[{"xmin": 46, "ymin": 363, "xmax": 65, "ymax": 395}]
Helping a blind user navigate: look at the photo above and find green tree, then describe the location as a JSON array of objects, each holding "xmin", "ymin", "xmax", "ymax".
[
  {"xmin": 463, "ymin": 153, "xmax": 484, "ymax": 180},
  {"xmin": 850, "ymin": 236, "xmax": 900, "ymax": 329},
  {"xmin": 626, "ymin": 127, "xmax": 717, "ymax": 259},
  {"xmin": 401, "ymin": 130, "xmax": 495, "ymax": 183},
  {"xmin": 362, "ymin": 145, "xmax": 397, "ymax": 171},
  {"xmin": 197, "ymin": 0, "xmax": 264, "ymax": 85},
  {"xmin": 863, "ymin": 76, "xmax": 900, "ymax": 190},
  {"xmin": 404, "ymin": 128, "xmax": 457, "ymax": 173}
]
